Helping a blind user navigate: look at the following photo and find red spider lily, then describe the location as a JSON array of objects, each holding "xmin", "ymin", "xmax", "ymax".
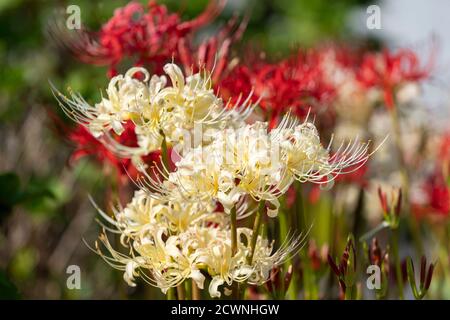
[
  {"xmin": 68, "ymin": 123, "xmax": 163, "ymax": 184},
  {"xmin": 69, "ymin": 123, "xmax": 135, "ymax": 180},
  {"xmin": 421, "ymin": 171, "xmax": 450, "ymax": 218},
  {"xmin": 46, "ymin": 109, "xmax": 133, "ymax": 181},
  {"xmin": 322, "ymin": 45, "xmax": 365, "ymax": 70},
  {"xmin": 219, "ymin": 49, "xmax": 335, "ymax": 128},
  {"xmin": 303, "ymin": 163, "xmax": 368, "ymax": 204},
  {"xmin": 357, "ymin": 49, "xmax": 431, "ymax": 109},
  {"xmin": 334, "ymin": 162, "xmax": 368, "ymax": 187},
  {"xmin": 177, "ymin": 15, "xmax": 248, "ymax": 84},
  {"xmin": 51, "ymin": 1, "xmax": 225, "ymax": 77}
]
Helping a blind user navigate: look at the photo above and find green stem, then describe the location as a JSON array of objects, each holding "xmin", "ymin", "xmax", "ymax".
[
  {"xmin": 167, "ymin": 287, "xmax": 176, "ymax": 300},
  {"xmin": 192, "ymin": 280, "xmax": 201, "ymax": 300},
  {"xmin": 176, "ymin": 285, "xmax": 185, "ymax": 300},
  {"xmin": 278, "ymin": 210, "xmax": 296, "ymax": 299},
  {"xmin": 391, "ymin": 227, "xmax": 404, "ymax": 299},
  {"xmin": 231, "ymin": 206, "xmax": 237, "ymax": 256},
  {"xmin": 390, "ymin": 106, "xmax": 409, "ymax": 196},
  {"xmin": 185, "ymin": 280, "xmax": 192, "ymax": 300},
  {"xmin": 288, "ymin": 183, "xmax": 306, "ymax": 300},
  {"xmin": 247, "ymin": 201, "xmax": 265, "ymax": 265},
  {"xmin": 230, "ymin": 206, "xmax": 239, "ymax": 299},
  {"xmin": 344, "ymin": 285, "xmax": 353, "ymax": 300},
  {"xmin": 159, "ymin": 130, "xmax": 171, "ymax": 170},
  {"xmin": 390, "ymin": 106, "xmax": 424, "ymax": 255}
]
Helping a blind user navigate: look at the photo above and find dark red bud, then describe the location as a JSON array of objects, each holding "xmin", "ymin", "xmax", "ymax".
[
  {"xmin": 378, "ymin": 187, "xmax": 388, "ymax": 213},
  {"xmin": 420, "ymin": 256, "xmax": 427, "ymax": 286},
  {"xmin": 395, "ymin": 189, "xmax": 402, "ymax": 216},
  {"xmin": 284, "ymin": 265, "xmax": 293, "ymax": 292},
  {"xmin": 328, "ymin": 254, "xmax": 340, "ymax": 276},
  {"xmin": 425, "ymin": 264, "xmax": 435, "ymax": 290},
  {"xmin": 370, "ymin": 238, "xmax": 382, "ymax": 265},
  {"xmin": 308, "ymin": 241, "xmax": 321, "ymax": 271}
]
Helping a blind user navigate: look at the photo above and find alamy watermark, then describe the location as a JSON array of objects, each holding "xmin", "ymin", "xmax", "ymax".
[
  {"xmin": 66, "ymin": 264, "xmax": 81, "ymax": 290},
  {"xmin": 366, "ymin": 265, "xmax": 381, "ymax": 290},
  {"xmin": 66, "ymin": 5, "xmax": 81, "ymax": 30},
  {"xmin": 366, "ymin": 5, "xmax": 381, "ymax": 30}
]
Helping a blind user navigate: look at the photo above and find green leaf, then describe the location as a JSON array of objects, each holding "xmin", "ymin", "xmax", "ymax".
[
  {"xmin": 0, "ymin": 172, "xmax": 21, "ymax": 215},
  {"xmin": 406, "ymin": 257, "xmax": 420, "ymax": 299},
  {"xmin": 0, "ymin": 270, "xmax": 20, "ymax": 300}
]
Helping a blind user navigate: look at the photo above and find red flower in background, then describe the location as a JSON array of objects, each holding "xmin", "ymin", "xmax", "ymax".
[
  {"xmin": 425, "ymin": 173, "xmax": 450, "ymax": 216},
  {"xmin": 177, "ymin": 15, "xmax": 248, "ymax": 84},
  {"xmin": 68, "ymin": 123, "xmax": 162, "ymax": 184},
  {"xmin": 412, "ymin": 134, "xmax": 450, "ymax": 220},
  {"xmin": 51, "ymin": 1, "xmax": 226, "ymax": 77},
  {"xmin": 69, "ymin": 123, "xmax": 135, "ymax": 176},
  {"xmin": 304, "ymin": 163, "xmax": 368, "ymax": 204},
  {"xmin": 357, "ymin": 49, "xmax": 431, "ymax": 109},
  {"xmin": 219, "ymin": 49, "xmax": 335, "ymax": 128},
  {"xmin": 413, "ymin": 171, "xmax": 450, "ymax": 220}
]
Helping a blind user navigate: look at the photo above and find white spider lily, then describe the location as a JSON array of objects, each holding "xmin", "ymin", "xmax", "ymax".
[
  {"xmin": 139, "ymin": 116, "xmax": 374, "ymax": 217},
  {"xmin": 193, "ymin": 227, "xmax": 306, "ymax": 298},
  {"xmin": 52, "ymin": 63, "xmax": 255, "ymax": 160},
  {"xmin": 90, "ymin": 189, "xmax": 306, "ymax": 298},
  {"xmin": 93, "ymin": 190, "xmax": 224, "ymax": 241}
]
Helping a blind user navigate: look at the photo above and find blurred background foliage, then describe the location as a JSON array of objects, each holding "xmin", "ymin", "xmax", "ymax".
[{"xmin": 0, "ymin": 0, "xmax": 373, "ymax": 299}]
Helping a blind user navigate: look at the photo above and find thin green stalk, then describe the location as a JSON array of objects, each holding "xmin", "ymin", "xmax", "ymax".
[
  {"xmin": 159, "ymin": 129, "xmax": 170, "ymax": 170},
  {"xmin": 231, "ymin": 206, "xmax": 237, "ymax": 256},
  {"xmin": 286, "ymin": 181, "xmax": 300, "ymax": 300},
  {"xmin": 177, "ymin": 285, "xmax": 185, "ymax": 300},
  {"xmin": 345, "ymin": 285, "xmax": 354, "ymax": 300},
  {"xmin": 389, "ymin": 106, "xmax": 424, "ymax": 255},
  {"xmin": 192, "ymin": 280, "xmax": 201, "ymax": 300},
  {"xmin": 391, "ymin": 227, "xmax": 404, "ymax": 299},
  {"xmin": 230, "ymin": 206, "xmax": 239, "ymax": 299},
  {"xmin": 278, "ymin": 210, "xmax": 296, "ymax": 299},
  {"xmin": 247, "ymin": 201, "xmax": 265, "ymax": 265},
  {"xmin": 167, "ymin": 287, "xmax": 176, "ymax": 300},
  {"xmin": 390, "ymin": 106, "xmax": 409, "ymax": 198},
  {"xmin": 295, "ymin": 182, "xmax": 307, "ymax": 230},
  {"xmin": 185, "ymin": 280, "xmax": 192, "ymax": 300},
  {"xmin": 289, "ymin": 183, "xmax": 307, "ymax": 300}
]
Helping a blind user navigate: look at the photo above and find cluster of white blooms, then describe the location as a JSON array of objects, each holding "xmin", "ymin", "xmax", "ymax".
[
  {"xmin": 142, "ymin": 118, "xmax": 371, "ymax": 217},
  {"xmin": 55, "ymin": 63, "xmax": 374, "ymax": 298},
  {"xmin": 52, "ymin": 63, "xmax": 253, "ymax": 162},
  {"xmin": 93, "ymin": 190, "xmax": 303, "ymax": 297}
]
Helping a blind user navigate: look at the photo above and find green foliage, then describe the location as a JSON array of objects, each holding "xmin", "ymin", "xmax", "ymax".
[
  {"xmin": 0, "ymin": 269, "xmax": 21, "ymax": 299},
  {"xmin": 0, "ymin": 173, "xmax": 21, "ymax": 215},
  {"xmin": 0, "ymin": 172, "xmax": 63, "ymax": 219}
]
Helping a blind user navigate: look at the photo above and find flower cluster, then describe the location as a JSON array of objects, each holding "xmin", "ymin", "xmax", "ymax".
[
  {"xmin": 52, "ymin": 63, "xmax": 252, "ymax": 167},
  {"xmin": 143, "ymin": 119, "xmax": 371, "ymax": 217},
  {"xmin": 94, "ymin": 189, "xmax": 303, "ymax": 297},
  {"xmin": 50, "ymin": 1, "xmax": 229, "ymax": 77},
  {"xmin": 219, "ymin": 50, "xmax": 336, "ymax": 128},
  {"xmin": 53, "ymin": 57, "xmax": 374, "ymax": 297}
]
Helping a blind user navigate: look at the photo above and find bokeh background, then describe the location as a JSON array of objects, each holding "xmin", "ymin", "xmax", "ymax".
[{"xmin": 1, "ymin": 0, "xmax": 449, "ymax": 299}]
